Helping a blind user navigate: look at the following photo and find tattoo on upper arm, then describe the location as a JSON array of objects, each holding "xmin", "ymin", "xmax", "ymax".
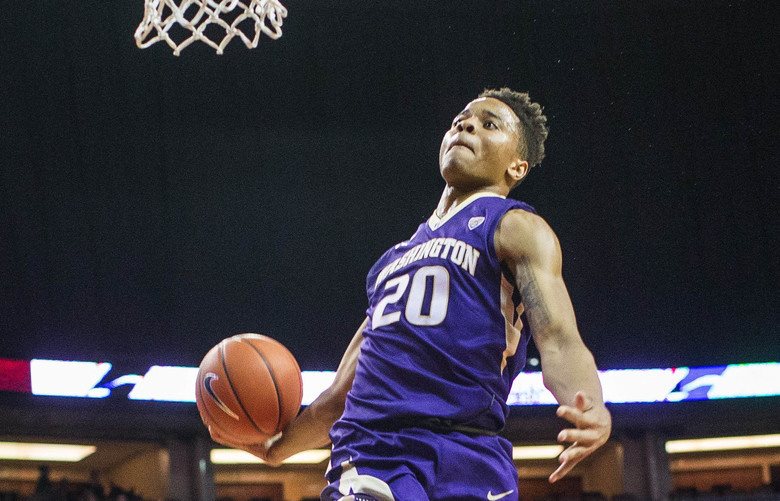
[{"xmin": 515, "ymin": 256, "xmax": 554, "ymax": 331}]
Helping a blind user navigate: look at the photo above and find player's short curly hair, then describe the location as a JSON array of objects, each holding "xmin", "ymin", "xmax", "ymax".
[{"xmin": 478, "ymin": 88, "xmax": 549, "ymax": 169}]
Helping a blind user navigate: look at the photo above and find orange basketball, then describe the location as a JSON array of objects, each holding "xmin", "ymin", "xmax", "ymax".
[{"xmin": 195, "ymin": 333, "xmax": 303, "ymax": 443}]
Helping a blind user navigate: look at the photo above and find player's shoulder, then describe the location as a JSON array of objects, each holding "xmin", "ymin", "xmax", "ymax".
[
  {"xmin": 498, "ymin": 207, "xmax": 550, "ymax": 233},
  {"xmin": 495, "ymin": 208, "xmax": 559, "ymax": 263}
]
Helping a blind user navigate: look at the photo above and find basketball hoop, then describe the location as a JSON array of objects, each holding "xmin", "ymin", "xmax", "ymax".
[{"xmin": 135, "ymin": 0, "xmax": 287, "ymax": 56}]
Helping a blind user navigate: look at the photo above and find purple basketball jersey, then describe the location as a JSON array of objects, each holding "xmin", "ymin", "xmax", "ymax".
[{"xmin": 336, "ymin": 193, "xmax": 536, "ymax": 433}]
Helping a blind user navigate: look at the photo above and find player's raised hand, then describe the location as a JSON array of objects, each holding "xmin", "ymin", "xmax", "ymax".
[
  {"xmin": 208, "ymin": 426, "xmax": 284, "ymax": 467},
  {"xmin": 549, "ymin": 391, "xmax": 612, "ymax": 483}
]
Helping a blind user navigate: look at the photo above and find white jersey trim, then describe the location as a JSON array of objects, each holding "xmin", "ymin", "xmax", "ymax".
[{"xmin": 427, "ymin": 192, "xmax": 505, "ymax": 231}]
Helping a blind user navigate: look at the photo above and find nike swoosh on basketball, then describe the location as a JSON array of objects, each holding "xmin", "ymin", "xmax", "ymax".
[
  {"xmin": 204, "ymin": 372, "xmax": 240, "ymax": 420},
  {"xmin": 487, "ymin": 489, "xmax": 515, "ymax": 501}
]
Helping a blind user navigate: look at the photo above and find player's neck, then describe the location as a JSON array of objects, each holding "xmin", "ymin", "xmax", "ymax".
[{"xmin": 435, "ymin": 185, "xmax": 505, "ymax": 219}]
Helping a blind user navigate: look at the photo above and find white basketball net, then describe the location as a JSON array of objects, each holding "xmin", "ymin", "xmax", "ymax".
[{"xmin": 135, "ymin": 0, "xmax": 287, "ymax": 56}]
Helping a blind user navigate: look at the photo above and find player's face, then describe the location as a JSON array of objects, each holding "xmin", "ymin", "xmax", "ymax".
[{"xmin": 439, "ymin": 97, "xmax": 524, "ymax": 191}]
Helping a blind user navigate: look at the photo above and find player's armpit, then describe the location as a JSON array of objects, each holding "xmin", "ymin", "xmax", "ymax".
[
  {"xmin": 264, "ymin": 317, "xmax": 367, "ymax": 464},
  {"xmin": 326, "ymin": 316, "xmax": 368, "ymax": 402}
]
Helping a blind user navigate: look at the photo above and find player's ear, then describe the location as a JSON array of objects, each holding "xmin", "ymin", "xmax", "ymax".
[{"xmin": 507, "ymin": 158, "xmax": 529, "ymax": 185}]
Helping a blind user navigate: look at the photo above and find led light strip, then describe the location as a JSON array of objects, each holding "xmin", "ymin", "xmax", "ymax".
[
  {"xmin": 0, "ymin": 442, "xmax": 96, "ymax": 462},
  {"xmin": 211, "ymin": 448, "xmax": 331, "ymax": 464},
  {"xmin": 512, "ymin": 445, "xmax": 564, "ymax": 460},
  {"xmin": 665, "ymin": 434, "xmax": 780, "ymax": 453},
  {"xmin": 2, "ymin": 359, "xmax": 779, "ymax": 406},
  {"xmin": 212, "ymin": 445, "xmax": 566, "ymax": 463}
]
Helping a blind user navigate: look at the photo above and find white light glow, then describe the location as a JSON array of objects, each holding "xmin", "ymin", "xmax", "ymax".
[
  {"xmin": 210, "ymin": 448, "xmax": 330, "ymax": 464},
  {"xmin": 666, "ymin": 434, "xmax": 780, "ymax": 453},
  {"xmin": 210, "ymin": 449, "xmax": 263, "ymax": 464},
  {"xmin": 512, "ymin": 445, "xmax": 564, "ymax": 460},
  {"xmin": 301, "ymin": 371, "xmax": 336, "ymax": 406},
  {"xmin": 128, "ymin": 365, "xmax": 199, "ymax": 402},
  {"xmin": 600, "ymin": 368, "xmax": 687, "ymax": 403},
  {"xmin": 0, "ymin": 442, "xmax": 96, "ymax": 462},
  {"xmin": 704, "ymin": 364, "xmax": 780, "ymax": 399},
  {"xmin": 31, "ymin": 360, "xmax": 112, "ymax": 398},
  {"xmin": 508, "ymin": 372, "xmax": 555, "ymax": 405},
  {"xmin": 281, "ymin": 449, "xmax": 332, "ymax": 464}
]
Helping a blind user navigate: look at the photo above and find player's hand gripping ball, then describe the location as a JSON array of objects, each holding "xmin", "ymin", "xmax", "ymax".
[{"xmin": 196, "ymin": 334, "xmax": 303, "ymax": 443}]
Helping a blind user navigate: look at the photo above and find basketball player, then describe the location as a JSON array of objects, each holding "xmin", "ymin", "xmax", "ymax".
[{"xmin": 210, "ymin": 88, "xmax": 612, "ymax": 500}]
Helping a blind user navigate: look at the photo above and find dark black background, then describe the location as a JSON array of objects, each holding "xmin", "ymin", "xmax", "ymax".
[{"xmin": 1, "ymin": 0, "xmax": 777, "ymax": 371}]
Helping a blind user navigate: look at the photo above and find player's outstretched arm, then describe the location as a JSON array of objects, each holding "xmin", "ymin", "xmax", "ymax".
[
  {"xmin": 495, "ymin": 209, "xmax": 611, "ymax": 483},
  {"xmin": 209, "ymin": 318, "xmax": 367, "ymax": 466}
]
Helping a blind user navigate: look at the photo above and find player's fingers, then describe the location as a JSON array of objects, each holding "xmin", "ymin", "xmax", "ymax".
[
  {"xmin": 208, "ymin": 426, "xmax": 226, "ymax": 442},
  {"xmin": 550, "ymin": 442, "xmax": 594, "ymax": 483},
  {"xmin": 209, "ymin": 429, "xmax": 237, "ymax": 448},
  {"xmin": 557, "ymin": 427, "xmax": 601, "ymax": 445},
  {"xmin": 560, "ymin": 442, "xmax": 595, "ymax": 465},
  {"xmin": 208, "ymin": 426, "xmax": 249, "ymax": 450},
  {"xmin": 556, "ymin": 405, "xmax": 594, "ymax": 427},
  {"xmin": 574, "ymin": 391, "xmax": 593, "ymax": 412},
  {"xmin": 549, "ymin": 456, "xmax": 576, "ymax": 483},
  {"xmin": 243, "ymin": 442, "xmax": 269, "ymax": 457},
  {"xmin": 264, "ymin": 432, "xmax": 283, "ymax": 449}
]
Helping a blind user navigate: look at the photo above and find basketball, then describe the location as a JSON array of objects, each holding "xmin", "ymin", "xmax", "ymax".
[{"xmin": 196, "ymin": 333, "xmax": 303, "ymax": 443}]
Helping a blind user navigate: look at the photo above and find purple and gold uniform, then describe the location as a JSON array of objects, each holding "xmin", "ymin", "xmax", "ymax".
[{"xmin": 323, "ymin": 193, "xmax": 536, "ymax": 501}]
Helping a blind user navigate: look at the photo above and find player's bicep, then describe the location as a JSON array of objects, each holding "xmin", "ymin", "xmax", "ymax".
[
  {"xmin": 497, "ymin": 211, "xmax": 579, "ymax": 349},
  {"xmin": 514, "ymin": 257, "xmax": 579, "ymax": 351}
]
